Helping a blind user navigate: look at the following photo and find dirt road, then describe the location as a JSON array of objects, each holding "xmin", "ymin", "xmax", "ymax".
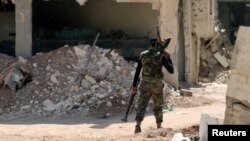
[{"xmin": 0, "ymin": 84, "xmax": 227, "ymax": 141}]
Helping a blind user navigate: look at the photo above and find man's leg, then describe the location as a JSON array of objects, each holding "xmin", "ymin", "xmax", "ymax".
[
  {"xmin": 152, "ymin": 91, "xmax": 164, "ymax": 128},
  {"xmin": 135, "ymin": 90, "xmax": 151, "ymax": 133}
]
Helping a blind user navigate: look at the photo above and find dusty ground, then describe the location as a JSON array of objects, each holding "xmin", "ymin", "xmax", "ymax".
[{"xmin": 0, "ymin": 83, "xmax": 227, "ymax": 141}]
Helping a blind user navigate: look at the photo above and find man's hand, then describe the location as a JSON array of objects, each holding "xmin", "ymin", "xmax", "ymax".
[
  {"xmin": 164, "ymin": 51, "xmax": 170, "ymax": 59},
  {"xmin": 130, "ymin": 87, "xmax": 138, "ymax": 95}
]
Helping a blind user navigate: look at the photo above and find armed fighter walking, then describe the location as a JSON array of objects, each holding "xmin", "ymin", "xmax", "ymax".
[{"xmin": 130, "ymin": 27, "xmax": 174, "ymax": 133}]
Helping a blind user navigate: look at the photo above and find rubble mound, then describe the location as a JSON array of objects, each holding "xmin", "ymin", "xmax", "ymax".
[{"xmin": 0, "ymin": 44, "xmax": 136, "ymax": 117}]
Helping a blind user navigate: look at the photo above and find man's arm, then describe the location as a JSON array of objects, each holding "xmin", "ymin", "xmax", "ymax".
[{"xmin": 162, "ymin": 53, "xmax": 174, "ymax": 74}]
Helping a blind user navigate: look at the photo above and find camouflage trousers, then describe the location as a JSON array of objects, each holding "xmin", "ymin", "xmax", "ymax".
[{"xmin": 135, "ymin": 77, "xmax": 164, "ymax": 124}]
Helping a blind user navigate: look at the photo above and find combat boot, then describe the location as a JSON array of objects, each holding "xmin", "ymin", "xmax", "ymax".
[
  {"xmin": 157, "ymin": 122, "xmax": 162, "ymax": 129},
  {"xmin": 135, "ymin": 125, "xmax": 141, "ymax": 133}
]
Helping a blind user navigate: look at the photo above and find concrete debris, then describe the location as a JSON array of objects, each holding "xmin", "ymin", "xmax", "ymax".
[
  {"xmin": 213, "ymin": 52, "xmax": 229, "ymax": 68},
  {"xmin": 18, "ymin": 56, "xmax": 27, "ymax": 64},
  {"xmin": 85, "ymin": 75, "xmax": 96, "ymax": 85},
  {"xmin": 1, "ymin": 44, "xmax": 139, "ymax": 117},
  {"xmin": 0, "ymin": 62, "xmax": 32, "ymax": 92},
  {"xmin": 199, "ymin": 114, "xmax": 224, "ymax": 141},
  {"xmin": 171, "ymin": 133, "xmax": 190, "ymax": 141},
  {"xmin": 42, "ymin": 99, "xmax": 56, "ymax": 112},
  {"xmin": 180, "ymin": 89, "xmax": 193, "ymax": 97},
  {"xmin": 74, "ymin": 46, "xmax": 86, "ymax": 58}
]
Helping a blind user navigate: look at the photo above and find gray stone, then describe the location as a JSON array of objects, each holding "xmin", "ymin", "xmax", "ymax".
[
  {"xmin": 121, "ymin": 100, "xmax": 126, "ymax": 105},
  {"xmin": 50, "ymin": 75, "xmax": 58, "ymax": 84},
  {"xmin": 81, "ymin": 79, "xmax": 91, "ymax": 89},
  {"xmin": 33, "ymin": 63, "xmax": 37, "ymax": 68},
  {"xmin": 46, "ymin": 65, "xmax": 51, "ymax": 71},
  {"xmin": 73, "ymin": 94, "xmax": 86, "ymax": 104},
  {"xmin": 29, "ymin": 100, "xmax": 33, "ymax": 104},
  {"xmin": 180, "ymin": 89, "xmax": 193, "ymax": 97},
  {"xmin": 96, "ymin": 93, "xmax": 107, "ymax": 99},
  {"xmin": 20, "ymin": 105, "xmax": 31, "ymax": 110},
  {"xmin": 88, "ymin": 97, "xmax": 98, "ymax": 104},
  {"xmin": 171, "ymin": 133, "xmax": 190, "ymax": 141},
  {"xmin": 213, "ymin": 52, "xmax": 229, "ymax": 68},
  {"xmin": 199, "ymin": 114, "xmax": 224, "ymax": 141},
  {"xmin": 97, "ymin": 100, "xmax": 102, "ymax": 105},
  {"xmin": 90, "ymin": 85, "xmax": 100, "ymax": 93},
  {"xmin": 54, "ymin": 71, "xmax": 61, "ymax": 77},
  {"xmin": 42, "ymin": 99, "xmax": 56, "ymax": 111},
  {"xmin": 85, "ymin": 75, "xmax": 96, "ymax": 85},
  {"xmin": 74, "ymin": 47, "xmax": 86, "ymax": 58},
  {"xmin": 97, "ymin": 67, "xmax": 108, "ymax": 77},
  {"xmin": 18, "ymin": 56, "xmax": 27, "ymax": 63},
  {"xmin": 106, "ymin": 101, "xmax": 112, "ymax": 107}
]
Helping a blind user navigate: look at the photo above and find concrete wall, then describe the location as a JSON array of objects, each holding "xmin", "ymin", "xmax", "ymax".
[
  {"xmin": 159, "ymin": 0, "xmax": 180, "ymax": 89},
  {"xmin": 0, "ymin": 12, "xmax": 15, "ymax": 41},
  {"xmin": 224, "ymin": 26, "xmax": 250, "ymax": 124},
  {"xmin": 33, "ymin": 0, "xmax": 159, "ymax": 38}
]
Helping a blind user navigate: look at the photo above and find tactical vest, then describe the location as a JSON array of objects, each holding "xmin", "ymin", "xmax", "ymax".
[{"xmin": 140, "ymin": 48, "xmax": 163, "ymax": 78}]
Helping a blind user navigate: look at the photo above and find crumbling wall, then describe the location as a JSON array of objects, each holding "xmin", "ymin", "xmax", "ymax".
[
  {"xmin": 159, "ymin": 0, "xmax": 180, "ymax": 89},
  {"xmin": 224, "ymin": 26, "xmax": 250, "ymax": 124}
]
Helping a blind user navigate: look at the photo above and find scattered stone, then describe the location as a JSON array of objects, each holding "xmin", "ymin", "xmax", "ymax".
[
  {"xmin": 106, "ymin": 101, "xmax": 112, "ymax": 107},
  {"xmin": 20, "ymin": 105, "xmax": 31, "ymax": 110},
  {"xmin": 50, "ymin": 75, "xmax": 58, "ymax": 84},
  {"xmin": 171, "ymin": 133, "xmax": 190, "ymax": 141},
  {"xmin": 81, "ymin": 79, "xmax": 91, "ymax": 89},
  {"xmin": 85, "ymin": 75, "xmax": 96, "ymax": 85},
  {"xmin": 43, "ymin": 99, "xmax": 56, "ymax": 111},
  {"xmin": 74, "ymin": 47, "xmax": 86, "ymax": 58},
  {"xmin": 33, "ymin": 63, "xmax": 37, "ymax": 68},
  {"xmin": 18, "ymin": 56, "xmax": 27, "ymax": 63}
]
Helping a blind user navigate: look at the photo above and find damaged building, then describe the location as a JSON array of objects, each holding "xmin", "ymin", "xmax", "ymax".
[{"xmin": 1, "ymin": 0, "xmax": 250, "ymax": 88}]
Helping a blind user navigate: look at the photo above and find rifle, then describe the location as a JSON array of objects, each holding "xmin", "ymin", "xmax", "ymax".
[
  {"xmin": 121, "ymin": 78, "xmax": 140, "ymax": 122},
  {"xmin": 156, "ymin": 26, "xmax": 171, "ymax": 53}
]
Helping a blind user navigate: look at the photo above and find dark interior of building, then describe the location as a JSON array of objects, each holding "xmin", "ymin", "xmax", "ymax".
[
  {"xmin": 218, "ymin": 1, "xmax": 250, "ymax": 45},
  {"xmin": 32, "ymin": 0, "xmax": 160, "ymax": 60},
  {"xmin": 0, "ymin": 0, "xmax": 15, "ymax": 56}
]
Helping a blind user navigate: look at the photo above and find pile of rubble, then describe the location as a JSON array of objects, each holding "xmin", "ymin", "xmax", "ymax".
[
  {"xmin": 0, "ymin": 44, "xmax": 137, "ymax": 117},
  {"xmin": 199, "ymin": 20, "xmax": 232, "ymax": 84}
]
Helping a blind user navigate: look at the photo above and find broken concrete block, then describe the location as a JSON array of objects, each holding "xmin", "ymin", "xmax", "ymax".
[
  {"xmin": 171, "ymin": 133, "xmax": 190, "ymax": 141},
  {"xmin": 85, "ymin": 75, "xmax": 96, "ymax": 85},
  {"xmin": 180, "ymin": 89, "xmax": 193, "ymax": 97},
  {"xmin": 50, "ymin": 75, "xmax": 58, "ymax": 84},
  {"xmin": 213, "ymin": 52, "xmax": 229, "ymax": 68},
  {"xmin": 106, "ymin": 101, "xmax": 112, "ymax": 107},
  {"xmin": 81, "ymin": 79, "xmax": 91, "ymax": 89},
  {"xmin": 18, "ymin": 56, "xmax": 27, "ymax": 63},
  {"xmin": 199, "ymin": 114, "xmax": 224, "ymax": 141},
  {"xmin": 43, "ymin": 99, "xmax": 56, "ymax": 111},
  {"xmin": 74, "ymin": 47, "xmax": 86, "ymax": 58}
]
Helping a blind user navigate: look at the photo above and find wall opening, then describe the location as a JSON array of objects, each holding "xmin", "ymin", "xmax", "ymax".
[
  {"xmin": 32, "ymin": 0, "xmax": 159, "ymax": 60},
  {"xmin": 0, "ymin": 0, "xmax": 15, "ymax": 56},
  {"xmin": 218, "ymin": 1, "xmax": 250, "ymax": 45}
]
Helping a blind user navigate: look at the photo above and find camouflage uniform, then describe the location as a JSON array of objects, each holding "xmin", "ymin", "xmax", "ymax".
[{"xmin": 135, "ymin": 48, "xmax": 165, "ymax": 124}]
